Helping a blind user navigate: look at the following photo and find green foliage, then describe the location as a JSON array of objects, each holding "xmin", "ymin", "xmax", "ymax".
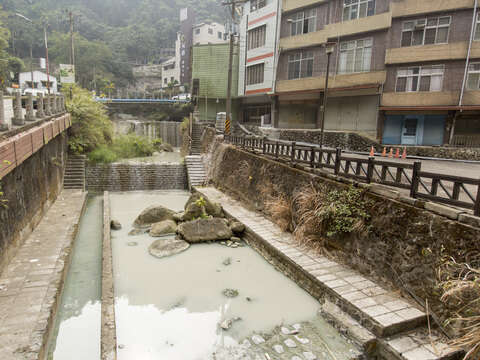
[
  {"xmin": 320, "ymin": 187, "xmax": 372, "ymax": 238},
  {"xmin": 88, "ymin": 134, "xmax": 157, "ymax": 163},
  {"xmin": 0, "ymin": 159, "xmax": 11, "ymax": 209},
  {"xmin": 65, "ymin": 85, "xmax": 113, "ymax": 154},
  {"xmin": 180, "ymin": 117, "xmax": 190, "ymax": 134},
  {"xmin": 0, "ymin": 6, "xmax": 24, "ymax": 88}
]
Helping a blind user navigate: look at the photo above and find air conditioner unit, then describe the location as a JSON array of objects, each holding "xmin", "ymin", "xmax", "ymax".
[{"xmin": 414, "ymin": 20, "xmax": 425, "ymax": 29}]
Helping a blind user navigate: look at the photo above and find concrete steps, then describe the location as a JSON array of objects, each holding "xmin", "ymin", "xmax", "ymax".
[
  {"xmin": 64, "ymin": 154, "xmax": 86, "ymax": 190},
  {"xmin": 185, "ymin": 155, "xmax": 206, "ymax": 188},
  {"xmin": 190, "ymin": 123, "xmax": 204, "ymax": 155}
]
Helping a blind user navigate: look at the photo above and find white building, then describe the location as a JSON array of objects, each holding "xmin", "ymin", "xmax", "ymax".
[
  {"xmin": 161, "ymin": 56, "xmax": 180, "ymax": 90},
  {"xmin": 193, "ymin": 22, "xmax": 228, "ymax": 45},
  {"xmin": 19, "ymin": 71, "xmax": 58, "ymax": 95},
  {"xmin": 237, "ymin": 0, "xmax": 282, "ymax": 126}
]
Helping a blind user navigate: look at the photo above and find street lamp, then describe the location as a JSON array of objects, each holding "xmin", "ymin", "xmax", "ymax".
[{"xmin": 319, "ymin": 42, "xmax": 336, "ymax": 149}]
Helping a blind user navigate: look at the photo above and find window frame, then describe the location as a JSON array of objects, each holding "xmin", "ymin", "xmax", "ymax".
[
  {"xmin": 248, "ymin": 25, "xmax": 267, "ymax": 50},
  {"xmin": 467, "ymin": 62, "xmax": 480, "ymax": 90},
  {"xmin": 251, "ymin": 0, "xmax": 266, "ymax": 12},
  {"xmin": 195, "ymin": 28, "xmax": 201, "ymax": 35},
  {"xmin": 287, "ymin": 51, "xmax": 314, "ymax": 80},
  {"xmin": 395, "ymin": 65, "xmax": 445, "ymax": 93},
  {"xmin": 290, "ymin": 9, "xmax": 317, "ymax": 36},
  {"xmin": 475, "ymin": 13, "xmax": 480, "ymax": 41},
  {"xmin": 401, "ymin": 16, "xmax": 451, "ymax": 47},
  {"xmin": 246, "ymin": 62, "xmax": 265, "ymax": 85},
  {"xmin": 338, "ymin": 38, "xmax": 373, "ymax": 74},
  {"xmin": 343, "ymin": 0, "xmax": 376, "ymax": 22}
]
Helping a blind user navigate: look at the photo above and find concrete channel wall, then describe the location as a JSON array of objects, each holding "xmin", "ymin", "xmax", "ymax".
[
  {"xmin": 207, "ymin": 142, "xmax": 480, "ymax": 332},
  {"xmin": 0, "ymin": 115, "xmax": 71, "ymax": 273},
  {"xmin": 86, "ymin": 163, "xmax": 187, "ymax": 192}
]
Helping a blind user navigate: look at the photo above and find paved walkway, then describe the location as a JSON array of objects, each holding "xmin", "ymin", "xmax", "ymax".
[
  {"xmin": 197, "ymin": 187, "xmax": 461, "ymax": 360},
  {"xmin": 0, "ymin": 190, "xmax": 86, "ymax": 360}
]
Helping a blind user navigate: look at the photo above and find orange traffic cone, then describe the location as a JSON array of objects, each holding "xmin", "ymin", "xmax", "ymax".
[
  {"xmin": 395, "ymin": 148, "xmax": 400, "ymax": 158},
  {"xmin": 388, "ymin": 148, "xmax": 393, "ymax": 158},
  {"xmin": 402, "ymin": 147, "xmax": 407, "ymax": 160},
  {"xmin": 382, "ymin": 147, "xmax": 387, "ymax": 157},
  {"xmin": 369, "ymin": 146, "xmax": 375, "ymax": 157}
]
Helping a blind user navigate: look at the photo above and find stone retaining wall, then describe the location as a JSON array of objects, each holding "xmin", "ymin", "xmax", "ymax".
[
  {"xmin": 208, "ymin": 142, "xmax": 480, "ymax": 334},
  {"xmin": 0, "ymin": 133, "xmax": 67, "ymax": 273},
  {"xmin": 86, "ymin": 163, "xmax": 187, "ymax": 192}
]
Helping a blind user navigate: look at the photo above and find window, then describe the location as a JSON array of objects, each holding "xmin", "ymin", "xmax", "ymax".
[
  {"xmin": 208, "ymin": 28, "xmax": 213, "ymax": 35},
  {"xmin": 401, "ymin": 17, "xmax": 450, "ymax": 47},
  {"xmin": 290, "ymin": 9, "xmax": 316, "ymax": 36},
  {"xmin": 195, "ymin": 28, "xmax": 200, "ymax": 35},
  {"xmin": 475, "ymin": 13, "xmax": 480, "ymax": 41},
  {"xmin": 243, "ymin": 104, "xmax": 271, "ymax": 124},
  {"xmin": 218, "ymin": 31, "xmax": 222, "ymax": 39},
  {"xmin": 338, "ymin": 38, "xmax": 372, "ymax": 74},
  {"xmin": 246, "ymin": 63, "xmax": 265, "ymax": 85},
  {"xmin": 170, "ymin": 76, "xmax": 174, "ymax": 82},
  {"xmin": 395, "ymin": 65, "xmax": 444, "ymax": 92},
  {"xmin": 467, "ymin": 63, "xmax": 480, "ymax": 90},
  {"xmin": 251, "ymin": 0, "xmax": 266, "ymax": 12},
  {"xmin": 343, "ymin": 0, "xmax": 375, "ymax": 21},
  {"xmin": 288, "ymin": 52, "xmax": 314, "ymax": 79},
  {"xmin": 248, "ymin": 25, "xmax": 266, "ymax": 50},
  {"xmin": 164, "ymin": 78, "xmax": 168, "ymax": 84}
]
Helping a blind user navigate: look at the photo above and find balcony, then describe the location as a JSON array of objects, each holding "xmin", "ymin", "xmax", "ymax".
[
  {"xmin": 276, "ymin": 71, "xmax": 387, "ymax": 93},
  {"xmin": 391, "ymin": 0, "xmax": 475, "ymax": 18},
  {"xmin": 280, "ymin": 12, "xmax": 392, "ymax": 51},
  {"xmin": 282, "ymin": 0, "xmax": 325, "ymax": 13},
  {"xmin": 385, "ymin": 42, "xmax": 480, "ymax": 65}
]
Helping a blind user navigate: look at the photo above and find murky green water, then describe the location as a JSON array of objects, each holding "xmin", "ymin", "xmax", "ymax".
[
  {"xmin": 110, "ymin": 191, "xmax": 360, "ymax": 360},
  {"xmin": 46, "ymin": 196, "xmax": 103, "ymax": 360}
]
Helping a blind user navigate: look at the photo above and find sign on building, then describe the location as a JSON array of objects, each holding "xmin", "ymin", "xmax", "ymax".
[{"xmin": 60, "ymin": 64, "xmax": 75, "ymax": 84}]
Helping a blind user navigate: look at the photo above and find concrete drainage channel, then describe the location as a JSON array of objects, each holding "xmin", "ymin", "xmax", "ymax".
[{"xmin": 46, "ymin": 188, "xmax": 461, "ymax": 360}]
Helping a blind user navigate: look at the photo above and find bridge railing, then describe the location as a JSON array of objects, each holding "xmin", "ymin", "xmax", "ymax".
[{"xmin": 224, "ymin": 134, "xmax": 480, "ymax": 216}]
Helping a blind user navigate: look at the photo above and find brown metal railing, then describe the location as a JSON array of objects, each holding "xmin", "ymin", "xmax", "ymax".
[{"xmin": 225, "ymin": 134, "xmax": 480, "ymax": 216}]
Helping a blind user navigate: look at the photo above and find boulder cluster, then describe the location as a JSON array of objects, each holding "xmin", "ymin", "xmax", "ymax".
[{"xmin": 126, "ymin": 192, "xmax": 246, "ymax": 259}]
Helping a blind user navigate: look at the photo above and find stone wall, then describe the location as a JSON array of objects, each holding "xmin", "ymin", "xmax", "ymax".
[
  {"xmin": 86, "ymin": 163, "xmax": 187, "ymax": 192},
  {"xmin": 0, "ymin": 133, "xmax": 67, "ymax": 272},
  {"xmin": 208, "ymin": 142, "xmax": 480, "ymax": 332}
]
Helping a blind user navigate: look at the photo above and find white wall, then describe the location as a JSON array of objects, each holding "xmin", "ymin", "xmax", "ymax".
[
  {"xmin": 238, "ymin": 0, "xmax": 281, "ymax": 97},
  {"xmin": 193, "ymin": 23, "xmax": 228, "ymax": 45},
  {"xmin": 19, "ymin": 71, "xmax": 58, "ymax": 93}
]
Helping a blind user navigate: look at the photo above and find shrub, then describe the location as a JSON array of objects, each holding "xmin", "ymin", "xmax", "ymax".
[
  {"xmin": 88, "ymin": 146, "xmax": 118, "ymax": 163},
  {"xmin": 265, "ymin": 195, "xmax": 294, "ymax": 232},
  {"xmin": 64, "ymin": 85, "xmax": 113, "ymax": 154},
  {"xmin": 88, "ymin": 134, "xmax": 157, "ymax": 163}
]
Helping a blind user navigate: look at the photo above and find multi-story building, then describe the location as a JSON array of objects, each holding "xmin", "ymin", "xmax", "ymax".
[
  {"xmin": 193, "ymin": 22, "xmax": 228, "ymax": 45},
  {"xmin": 236, "ymin": 0, "xmax": 480, "ymax": 146},
  {"xmin": 237, "ymin": 0, "xmax": 282, "ymax": 127}
]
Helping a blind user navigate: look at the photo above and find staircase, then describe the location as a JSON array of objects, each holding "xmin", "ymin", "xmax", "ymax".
[
  {"xmin": 63, "ymin": 155, "xmax": 86, "ymax": 190},
  {"xmin": 185, "ymin": 155, "xmax": 207, "ymax": 188},
  {"xmin": 190, "ymin": 123, "xmax": 203, "ymax": 155}
]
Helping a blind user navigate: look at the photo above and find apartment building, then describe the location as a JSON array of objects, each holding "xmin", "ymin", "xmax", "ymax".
[
  {"xmin": 238, "ymin": 0, "xmax": 282, "ymax": 127},
  {"xmin": 193, "ymin": 22, "xmax": 228, "ymax": 45},
  {"xmin": 236, "ymin": 0, "xmax": 480, "ymax": 146}
]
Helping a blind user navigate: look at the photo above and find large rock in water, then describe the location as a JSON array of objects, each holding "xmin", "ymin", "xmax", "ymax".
[
  {"xmin": 133, "ymin": 205, "xmax": 175, "ymax": 229},
  {"xmin": 150, "ymin": 220, "xmax": 177, "ymax": 237},
  {"xmin": 178, "ymin": 218, "xmax": 233, "ymax": 243},
  {"xmin": 183, "ymin": 193, "xmax": 224, "ymax": 221},
  {"xmin": 148, "ymin": 238, "xmax": 190, "ymax": 259}
]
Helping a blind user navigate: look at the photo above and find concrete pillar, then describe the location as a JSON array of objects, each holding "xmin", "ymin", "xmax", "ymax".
[
  {"xmin": 12, "ymin": 91, "xmax": 24, "ymax": 126},
  {"xmin": 44, "ymin": 94, "xmax": 52, "ymax": 116},
  {"xmin": 36, "ymin": 93, "xmax": 45, "ymax": 118},
  {"xmin": 271, "ymin": 95, "xmax": 279, "ymax": 129},
  {"xmin": 51, "ymin": 94, "xmax": 57, "ymax": 114},
  {"xmin": 59, "ymin": 95, "xmax": 64, "ymax": 112},
  {"xmin": 25, "ymin": 93, "xmax": 35, "ymax": 122},
  {"xmin": 0, "ymin": 92, "xmax": 8, "ymax": 131}
]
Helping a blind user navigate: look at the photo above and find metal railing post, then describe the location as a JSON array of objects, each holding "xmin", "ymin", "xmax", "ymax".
[
  {"xmin": 474, "ymin": 180, "xmax": 480, "ymax": 216},
  {"xmin": 310, "ymin": 146, "xmax": 315, "ymax": 169},
  {"xmin": 291, "ymin": 141, "xmax": 296, "ymax": 164},
  {"xmin": 410, "ymin": 161, "xmax": 422, "ymax": 198},
  {"xmin": 263, "ymin": 136, "xmax": 267, "ymax": 154},
  {"xmin": 367, "ymin": 157, "xmax": 375, "ymax": 184}
]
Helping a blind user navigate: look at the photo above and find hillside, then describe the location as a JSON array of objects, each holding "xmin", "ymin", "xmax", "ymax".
[{"xmin": 0, "ymin": 0, "xmax": 225, "ymax": 89}]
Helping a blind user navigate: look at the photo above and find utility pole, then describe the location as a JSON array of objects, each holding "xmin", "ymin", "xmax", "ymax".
[
  {"xmin": 222, "ymin": 0, "xmax": 245, "ymax": 134},
  {"xmin": 44, "ymin": 24, "xmax": 51, "ymax": 95},
  {"xmin": 30, "ymin": 43, "xmax": 34, "ymax": 92},
  {"xmin": 69, "ymin": 11, "xmax": 76, "ymax": 83}
]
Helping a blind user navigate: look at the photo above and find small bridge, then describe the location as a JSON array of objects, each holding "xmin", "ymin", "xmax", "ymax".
[{"xmin": 95, "ymin": 98, "xmax": 190, "ymax": 104}]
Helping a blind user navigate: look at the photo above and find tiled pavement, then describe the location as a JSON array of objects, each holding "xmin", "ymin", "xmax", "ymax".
[
  {"xmin": 0, "ymin": 190, "xmax": 86, "ymax": 360},
  {"xmin": 197, "ymin": 187, "xmax": 461, "ymax": 360}
]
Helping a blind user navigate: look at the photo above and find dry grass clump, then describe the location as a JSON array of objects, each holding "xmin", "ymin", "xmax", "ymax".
[
  {"xmin": 438, "ymin": 252, "xmax": 480, "ymax": 359},
  {"xmin": 264, "ymin": 195, "xmax": 294, "ymax": 232}
]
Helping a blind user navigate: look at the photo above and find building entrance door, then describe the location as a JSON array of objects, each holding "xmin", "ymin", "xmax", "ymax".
[{"xmin": 401, "ymin": 117, "xmax": 419, "ymax": 145}]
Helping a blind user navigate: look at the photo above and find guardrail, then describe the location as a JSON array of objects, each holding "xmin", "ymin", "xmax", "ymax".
[{"xmin": 225, "ymin": 134, "xmax": 480, "ymax": 216}]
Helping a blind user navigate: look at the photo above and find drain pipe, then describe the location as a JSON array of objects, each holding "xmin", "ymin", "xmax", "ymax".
[{"xmin": 452, "ymin": 0, "xmax": 478, "ymax": 144}]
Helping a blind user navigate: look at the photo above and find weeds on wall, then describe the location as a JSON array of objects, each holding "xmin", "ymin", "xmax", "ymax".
[
  {"xmin": 292, "ymin": 184, "xmax": 372, "ymax": 250},
  {"xmin": 88, "ymin": 134, "xmax": 161, "ymax": 163},
  {"xmin": 438, "ymin": 252, "xmax": 480, "ymax": 359},
  {"xmin": 0, "ymin": 160, "xmax": 11, "ymax": 209}
]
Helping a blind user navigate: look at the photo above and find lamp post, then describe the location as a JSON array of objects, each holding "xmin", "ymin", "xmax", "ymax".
[{"xmin": 319, "ymin": 42, "xmax": 336, "ymax": 149}]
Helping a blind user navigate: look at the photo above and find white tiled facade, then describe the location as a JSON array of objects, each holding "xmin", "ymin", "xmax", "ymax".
[
  {"xmin": 193, "ymin": 22, "xmax": 228, "ymax": 45},
  {"xmin": 238, "ymin": 0, "xmax": 281, "ymax": 97}
]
